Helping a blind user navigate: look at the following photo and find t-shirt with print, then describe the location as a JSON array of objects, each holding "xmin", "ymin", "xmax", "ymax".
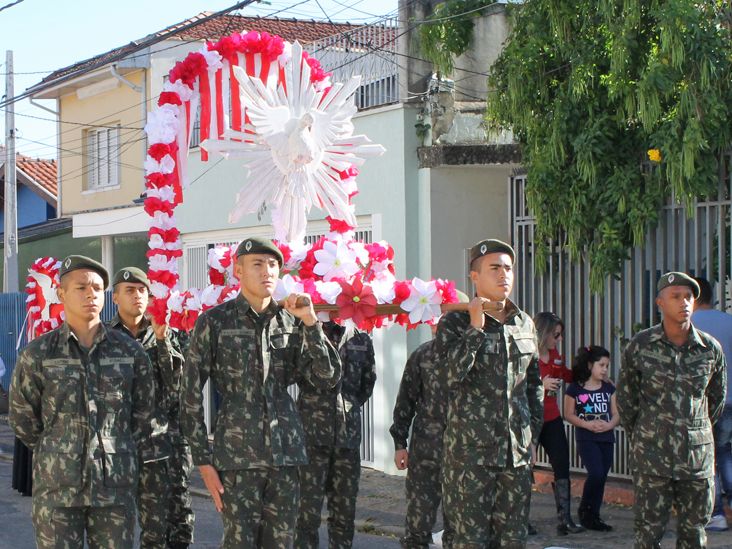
[{"xmin": 565, "ymin": 381, "xmax": 616, "ymax": 443}]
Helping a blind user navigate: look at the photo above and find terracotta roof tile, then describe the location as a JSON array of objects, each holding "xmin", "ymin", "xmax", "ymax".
[
  {"xmin": 36, "ymin": 13, "xmax": 363, "ymax": 88},
  {"xmin": 15, "ymin": 154, "xmax": 58, "ymax": 199}
]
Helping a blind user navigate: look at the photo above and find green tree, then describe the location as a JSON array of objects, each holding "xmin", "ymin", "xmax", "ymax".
[{"xmin": 486, "ymin": 0, "xmax": 732, "ymax": 291}]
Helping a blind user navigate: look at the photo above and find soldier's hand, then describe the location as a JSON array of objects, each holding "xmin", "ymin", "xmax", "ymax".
[
  {"xmin": 151, "ymin": 318, "xmax": 169, "ymax": 341},
  {"xmin": 199, "ymin": 464, "xmax": 224, "ymax": 512},
  {"xmin": 284, "ymin": 293, "xmax": 318, "ymax": 327},
  {"xmin": 468, "ymin": 297, "xmax": 488, "ymax": 331},
  {"xmin": 394, "ymin": 449, "xmax": 409, "ymax": 470}
]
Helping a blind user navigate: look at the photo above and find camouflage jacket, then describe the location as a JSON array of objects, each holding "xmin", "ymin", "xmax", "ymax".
[
  {"xmin": 436, "ymin": 303, "xmax": 543, "ymax": 468},
  {"xmin": 618, "ymin": 323, "xmax": 727, "ymax": 479},
  {"xmin": 181, "ymin": 294, "xmax": 342, "ymax": 470},
  {"xmin": 297, "ymin": 325, "xmax": 376, "ymax": 449},
  {"xmin": 108, "ymin": 315, "xmax": 186, "ymax": 462},
  {"xmin": 9, "ymin": 322, "xmax": 155, "ymax": 507},
  {"xmin": 389, "ymin": 339, "xmax": 448, "ymax": 454}
]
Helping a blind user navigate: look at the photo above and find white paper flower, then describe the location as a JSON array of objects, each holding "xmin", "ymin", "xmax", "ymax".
[
  {"xmin": 145, "ymin": 104, "xmax": 179, "ymax": 144},
  {"xmin": 146, "ymin": 184, "xmax": 176, "ymax": 203},
  {"xmin": 315, "ymin": 280, "xmax": 342, "ymax": 304},
  {"xmin": 164, "ymin": 79, "xmax": 194, "ymax": 102},
  {"xmin": 313, "ymin": 240, "xmax": 360, "ymax": 281},
  {"xmin": 371, "ymin": 275, "xmax": 396, "ymax": 304},
  {"xmin": 274, "ymin": 274, "xmax": 304, "ymax": 302},
  {"xmin": 150, "ymin": 281, "xmax": 170, "ymax": 299},
  {"xmin": 144, "ymin": 154, "xmax": 176, "ymax": 175},
  {"xmin": 167, "ymin": 290, "xmax": 186, "ymax": 312},
  {"xmin": 200, "ymin": 285, "xmax": 224, "ymax": 307},
  {"xmin": 285, "ymin": 239, "xmax": 311, "ymax": 270},
  {"xmin": 208, "ymin": 247, "xmax": 229, "ymax": 273},
  {"xmin": 401, "ymin": 278, "xmax": 443, "ymax": 324},
  {"xmin": 150, "ymin": 212, "xmax": 176, "ymax": 230}
]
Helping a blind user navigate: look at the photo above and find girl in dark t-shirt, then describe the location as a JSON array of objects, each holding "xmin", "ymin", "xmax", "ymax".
[{"xmin": 564, "ymin": 345, "xmax": 619, "ymax": 532}]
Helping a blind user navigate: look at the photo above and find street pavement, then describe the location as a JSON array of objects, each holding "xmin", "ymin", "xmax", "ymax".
[{"xmin": 0, "ymin": 419, "xmax": 730, "ymax": 548}]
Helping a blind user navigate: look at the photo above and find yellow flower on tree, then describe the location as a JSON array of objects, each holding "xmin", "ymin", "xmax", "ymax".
[{"xmin": 647, "ymin": 149, "xmax": 662, "ymax": 163}]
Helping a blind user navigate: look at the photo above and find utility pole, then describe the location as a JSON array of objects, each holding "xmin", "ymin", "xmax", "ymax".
[{"xmin": 4, "ymin": 50, "xmax": 18, "ymax": 292}]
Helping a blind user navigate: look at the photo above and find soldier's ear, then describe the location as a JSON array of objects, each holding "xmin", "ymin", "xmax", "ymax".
[{"xmin": 56, "ymin": 285, "xmax": 65, "ymax": 304}]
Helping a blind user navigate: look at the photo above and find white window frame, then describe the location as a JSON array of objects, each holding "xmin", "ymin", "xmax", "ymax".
[{"xmin": 86, "ymin": 126, "xmax": 120, "ymax": 190}]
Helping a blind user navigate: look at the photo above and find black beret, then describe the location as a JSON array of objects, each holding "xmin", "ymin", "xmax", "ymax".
[
  {"xmin": 657, "ymin": 271, "xmax": 700, "ymax": 298},
  {"xmin": 469, "ymin": 239, "xmax": 515, "ymax": 267},
  {"xmin": 235, "ymin": 237, "xmax": 284, "ymax": 266},
  {"xmin": 112, "ymin": 267, "xmax": 150, "ymax": 290},
  {"xmin": 59, "ymin": 255, "xmax": 109, "ymax": 289}
]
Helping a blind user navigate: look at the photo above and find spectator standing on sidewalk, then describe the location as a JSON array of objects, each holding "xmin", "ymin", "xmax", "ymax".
[
  {"xmin": 618, "ymin": 272, "xmax": 727, "ymax": 549},
  {"xmin": 533, "ymin": 312, "xmax": 584, "ymax": 536},
  {"xmin": 564, "ymin": 345, "xmax": 618, "ymax": 532},
  {"xmin": 390, "ymin": 325, "xmax": 454, "ymax": 548},
  {"xmin": 692, "ymin": 276, "xmax": 732, "ymax": 532}
]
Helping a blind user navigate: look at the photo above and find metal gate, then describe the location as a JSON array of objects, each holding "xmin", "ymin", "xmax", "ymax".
[{"xmin": 510, "ymin": 152, "xmax": 732, "ymax": 479}]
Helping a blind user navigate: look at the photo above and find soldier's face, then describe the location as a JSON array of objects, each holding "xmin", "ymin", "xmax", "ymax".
[
  {"xmin": 656, "ymin": 286, "xmax": 695, "ymax": 324},
  {"xmin": 235, "ymin": 254, "xmax": 280, "ymax": 300},
  {"xmin": 113, "ymin": 282, "xmax": 149, "ymax": 318},
  {"xmin": 57, "ymin": 270, "xmax": 105, "ymax": 323},
  {"xmin": 470, "ymin": 253, "xmax": 514, "ymax": 301}
]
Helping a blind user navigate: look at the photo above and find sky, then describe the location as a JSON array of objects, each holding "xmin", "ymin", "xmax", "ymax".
[{"xmin": 0, "ymin": 0, "xmax": 398, "ymax": 159}]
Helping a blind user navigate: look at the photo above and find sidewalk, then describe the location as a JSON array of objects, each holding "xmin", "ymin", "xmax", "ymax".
[{"xmin": 1, "ymin": 419, "xmax": 731, "ymax": 548}]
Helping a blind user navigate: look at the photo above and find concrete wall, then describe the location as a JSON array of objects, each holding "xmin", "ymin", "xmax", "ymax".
[
  {"xmin": 452, "ymin": 8, "xmax": 511, "ymax": 101},
  {"xmin": 429, "ymin": 164, "xmax": 516, "ymax": 292}
]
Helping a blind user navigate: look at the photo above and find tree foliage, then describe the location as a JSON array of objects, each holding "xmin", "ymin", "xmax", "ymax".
[{"xmin": 486, "ymin": 0, "xmax": 732, "ymax": 291}]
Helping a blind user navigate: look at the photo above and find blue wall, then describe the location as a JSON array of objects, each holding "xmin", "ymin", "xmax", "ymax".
[{"xmin": 0, "ymin": 185, "xmax": 56, "ymax": 231}]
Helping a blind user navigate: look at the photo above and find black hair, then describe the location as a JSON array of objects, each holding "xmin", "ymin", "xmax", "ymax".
[
  {"xmin": 694, "ymin": 276, "xmax": 713, "ymax": 306},
  {"xmin": 572, "ymin": 345, "xmax": 610, "ymax": 385},
  {"xmin": 533, "ymin": 312, "xmax": 564, "ymax": 355}
]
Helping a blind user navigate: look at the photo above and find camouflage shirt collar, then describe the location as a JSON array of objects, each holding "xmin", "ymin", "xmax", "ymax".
[
  {"xmin": 60, "ymin": 320, "xmax": 110, "ymax": 347},
  {"xmin": 236, "ymin": 293, "xmax": 279, "ymax": 321},
  {"xmin": 108, "ymin": 313, "xmax": 151, "ymax": 340},
  {"xmin": 651, "ymin": 322, "xmax": 708, "ymax": 349}
]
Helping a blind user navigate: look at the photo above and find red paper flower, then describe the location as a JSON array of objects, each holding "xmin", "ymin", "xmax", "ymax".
[
  {"xmin": 393, "ymin": 281, "xmax": 412, "ymax": 304},
  {"xmin": 435, "ymin": 278, "xmax": 458, "ymax": 304},
  {"xmin": 144, "ymin": 197, "xmax": 175, "ymax": 216},
  {"xmin": 148, "ymin": 270, "xmax": 179, "ymax": 288},
  {"xmin": 148, "ymin": 227, "xmax": 180, "ymax": 242},
  {"xmin": 148, "ymin": 298, "xmax": 169, "ymax": 325},
  {"xmin": 145, "ymin": 172, "xmax": 175, "ymax": 189},
  {"xmin": 298, "ymin": 238, "xmax": 325, "ymax": 280},
  {"xmin": 335, "ymin": 279, "xmax": 377, "ymax": 327},
  {"xmin": 209, "ymin": 269, "xmax": 225, "ymax": 286},
  {"xmin": 169, "ymin": 52, "xmax": 208, "ymax": 87},
  {"xmin": 148, "ymin": 143, "xmax": 172, "ymax": 161},
  {"xmin": 158, "ymin": 91, "xmax": 182, "ymax": 106},
  {"xmin": 146, "ymin": 248, "xmax": 183, "ymax": 260},
  {"xmin": 326, "ymin": 216, "xmax": 355, "ymax": 234}
]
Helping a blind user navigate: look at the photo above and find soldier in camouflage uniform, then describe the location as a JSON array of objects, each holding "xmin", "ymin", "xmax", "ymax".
[
  {"xmin": 390, "ymin": 326, "xmax": 454, "ymax": 548},
  {"xmin": 108, "ymin": 267, "xmax": 194, "ymax": 548},
  {"xmin": 9, "ymin": 255, "xmax": 155, "ymax": 549},
  {"xmin": 181, "ymin": 237, "xmax": 341, "ymax": 548},
  {"xmin": 436, "ymin": 239, "xmax": 543, "ymax": 548},
  {"xmin": 618, "ymin": 272, "xmax": 727, "ymax": 549},
  {"xmin": 294, "ymin": 322, "xmax": 376, "ymax": 548}
]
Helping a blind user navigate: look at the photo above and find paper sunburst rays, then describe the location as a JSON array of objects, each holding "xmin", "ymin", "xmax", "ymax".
[{"xmin": 201, "ymin": 41, "xmax": 385, "ymax": 243}]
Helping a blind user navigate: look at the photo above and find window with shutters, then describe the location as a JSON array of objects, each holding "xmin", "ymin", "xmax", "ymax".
[{"xmin": 85, "ymin": 126, "xmax": 120, "ymax": 190}]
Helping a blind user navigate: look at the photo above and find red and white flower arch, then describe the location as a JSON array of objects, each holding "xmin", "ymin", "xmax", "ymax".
[{"xmin": 26, "ymin": 31, "xmax": 464, "ymax": 335}]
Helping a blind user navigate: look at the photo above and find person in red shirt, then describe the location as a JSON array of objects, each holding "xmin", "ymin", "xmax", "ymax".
[{"xmin": 533, "ymin": 312, "xmax": 584, "ymax": 535}]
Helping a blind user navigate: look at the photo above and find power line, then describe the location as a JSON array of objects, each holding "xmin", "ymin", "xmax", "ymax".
[
  {"xmin": 0, "ymin": 0, "xmax": 24, "ymax": 13},
  {"xmin": 0, "ymin": 0, "xmax": 259, "ymax": 111}
]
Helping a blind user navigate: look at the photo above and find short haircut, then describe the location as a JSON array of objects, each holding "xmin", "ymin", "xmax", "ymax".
[{"xmin": 693, "ymin": 276, "xmax": 713, "ymax": 306}]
